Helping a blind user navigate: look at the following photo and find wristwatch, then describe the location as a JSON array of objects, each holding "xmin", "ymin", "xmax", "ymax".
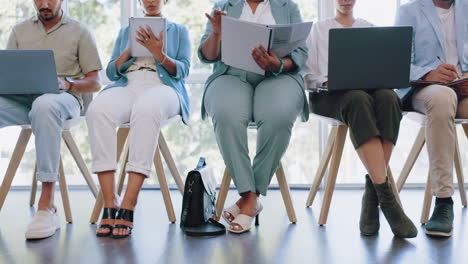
[
  {"xmin": 65, "ymin": 77, "xmax": 75, "ymax": 91},
  {"xmin": 271, "ymin": 57, "xmax": 284, "ymax": 77}
]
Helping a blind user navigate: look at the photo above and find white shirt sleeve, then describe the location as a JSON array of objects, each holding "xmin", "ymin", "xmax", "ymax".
[{"xmin": 304, "ymin": 22, "xmax": 327, "ymax": 88}]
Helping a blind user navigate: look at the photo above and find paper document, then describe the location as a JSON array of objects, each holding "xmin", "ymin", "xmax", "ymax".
[
  {"xmin": 221, "ymin": 16, "xmax": 312, "ymax": 75},
  {"xmin": 129, "ymin": 17, "xmax": 167, "ymax": 57}
]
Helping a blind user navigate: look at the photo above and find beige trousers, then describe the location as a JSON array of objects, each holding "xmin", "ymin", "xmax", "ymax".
[{"xmin": 412, "ymin": 84, "xmax": 468, "ymax": 198}]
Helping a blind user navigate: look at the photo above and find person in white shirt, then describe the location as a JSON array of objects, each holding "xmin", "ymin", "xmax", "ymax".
[
  {"xmin": 199, "ymin": 0, "xmax": 309, "ymax": 234},
  {"xmin": 303, "ymin": 0, "xmax": 417, "ymax": 238},
  {"xmin": 396, "ymin": 0, "xmax": 468, "ymax": 237}
]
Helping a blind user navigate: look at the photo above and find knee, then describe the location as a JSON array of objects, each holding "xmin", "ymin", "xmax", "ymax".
[
  {"xmin": 343, "ymin": 90, "xmax": 373, "ymax": 114},
  {"xmin": 256, "ymin": 111, "xmax": 295, "ymax": 132},
  {"xmin": 29, "ymin": 95, "xmax": 60, "ymax": 121},
  {"xmin": 374, "ymin": 90, "xmax": 401, "ymax": 108},
  {"xmin": 131, "ymin": 102, "xmax": 164, "ymax": 124},
  {"xmin": 425, "ymin": 87, "xmax": 457, "ymax": 119}
]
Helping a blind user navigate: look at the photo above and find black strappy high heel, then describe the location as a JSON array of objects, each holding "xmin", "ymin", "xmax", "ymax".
[
  {"xmin": 96, "ymin": 208, "xmax": 118, "ymax": 237},
  {"xmin": 111, "ymin": 209, "xmax": 134, "ymax": 239}
]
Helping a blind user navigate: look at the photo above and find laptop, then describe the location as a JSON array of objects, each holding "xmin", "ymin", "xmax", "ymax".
[
  {"xmin": 318, "ymin": 26, "xmax": 412, "ymax": 91},
  {"xmin": 0, "ymin": 50, "xmax": 60, "ymax": 95}
]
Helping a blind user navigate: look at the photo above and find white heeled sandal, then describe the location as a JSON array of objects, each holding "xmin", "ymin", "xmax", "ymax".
[
  {"xmin": 222, "ymin": 204, "xmax": 241, "ymax": 224},
  {"xmin": 228, "ymin": 204, "xmax": 263, "ymax": 234}
]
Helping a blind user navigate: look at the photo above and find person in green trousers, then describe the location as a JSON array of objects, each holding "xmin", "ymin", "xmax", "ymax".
[
  {"xmin": 303, "ymin": 0, "xmax": 418, "ymax": 238},
  {"xmin": 199, "ymin": 0, "xmax": 309, "ymax": 233}
]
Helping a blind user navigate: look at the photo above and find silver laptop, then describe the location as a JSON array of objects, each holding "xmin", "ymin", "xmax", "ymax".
[
  {"xmin": 310, "ymin": 26, "xmax": 412, "ymax": 92},
  {"xmin": 0, "ymin": 50, "xmax": 60, "ymax": 95}
]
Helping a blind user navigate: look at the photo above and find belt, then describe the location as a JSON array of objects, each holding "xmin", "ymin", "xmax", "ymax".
[{"xmin": 127, "ymin": 67, "xmax": 156, "ymax": 73}]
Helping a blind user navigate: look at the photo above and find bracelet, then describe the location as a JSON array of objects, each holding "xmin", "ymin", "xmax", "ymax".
[
  {"xmin": 159, "ymin": 55, "xmax": 168, "ymax": 65},
  {"xmin": 271, "ymin": 57, "xmax": 284, "ymax": 76}
]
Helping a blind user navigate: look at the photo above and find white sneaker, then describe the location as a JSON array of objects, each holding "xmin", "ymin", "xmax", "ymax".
[{"xmin": 25, "ymin": 209, "xmax": 60, "ymax": 240}]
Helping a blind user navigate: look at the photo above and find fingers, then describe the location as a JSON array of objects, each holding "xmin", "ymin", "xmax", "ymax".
[
  {"xmin": 138, "ymin": 26, "xmax": 150, "ymax": 40},
  {"xmin": 251, "ymin": 48, "xmax": 267, "ymax": 69},
  {"xmin": 440, "ymin": 64, "xmax": 458, "ymax": 79},
  {"xmin": 213, "ymin": 9, "xmax": 227, "ymax": 17},
  {"xmin": 146, "ymin": 25, "xmax": 157, "ymax": 39},
  {"xmin": 136, "ymin": 31, "xmax": 147, "ymax": 42},
  {"xmin": 257, "ymin": 45, "xmax": 270, "ymax": 58},
  {"xmin": 439, "ymin": 67, "xmax": 457, "ymax": 81},
  {"xmin": 136, "ymin": 38, "xmax": 145, "ymax": 46}
]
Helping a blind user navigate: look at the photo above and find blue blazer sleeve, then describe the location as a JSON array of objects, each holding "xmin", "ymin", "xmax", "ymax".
[
  {"xmin": 198, "ymin": 2, "xmax": 225, "ymax": 64},
  {"xmin": 286, "ymin": 1, "xmax": 308, "ymax": 74},
  {"xmin": 106, "ymin": 28, "xmax": 125, "ymax": 81},
  {"xmin": 172, "ymin": 25, "xmax": 192, "ymax": 80},
  {"xmin": 106, "ymin": 28, "xmax": 134, "ymax": 81}
]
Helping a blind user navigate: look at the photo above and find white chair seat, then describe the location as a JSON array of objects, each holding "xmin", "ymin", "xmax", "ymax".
[
  {"xmin": 310, "ymin": 113, "xmax": 345, "ymax": 126},
  {"xmin": 118, "ymin": 115, "xmax": 181, "ymax": 129},
  {"xmin": 404, "ymin": 111, "xmax": 468, "ymax": 126},
  {"xmin": 20, "ymin": 116, "xmax": 85, "ymax": 131}
]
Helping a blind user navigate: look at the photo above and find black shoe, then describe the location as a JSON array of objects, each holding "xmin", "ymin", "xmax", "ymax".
[
  {"xmin": 425, "ymin": 200, "xmax": 454, "ymax": 237},
  {"xmin": 111, "ymin": 209, "xmax": 134, "ymax": 239},
  {"xmin": 96, "ymin": 208, "xmax": 118, "ymax": 237}
]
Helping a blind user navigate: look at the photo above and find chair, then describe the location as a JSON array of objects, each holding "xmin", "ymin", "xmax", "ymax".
[
  {"xmin": 305, "ymin": 112, "xmax": 401, "ymax": 226},
  {"xmin": 396, "ymin": 112, "xmax": 467, "ymax": 224},
  {"xmin": 89, "ymin": 116, "xmax": 185, "ymax": 224},
  {"xmin": 0, "ymin": 94, "xmax": 98, "ymax": 223},
  {"xmin": 213, "ymin": 123, "xmax": 297, "ymax": 223}
]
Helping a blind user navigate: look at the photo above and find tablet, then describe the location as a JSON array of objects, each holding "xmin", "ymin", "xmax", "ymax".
[{"xmin": 129, "ymin": 17, "xmax": 167, "ymax": 57}]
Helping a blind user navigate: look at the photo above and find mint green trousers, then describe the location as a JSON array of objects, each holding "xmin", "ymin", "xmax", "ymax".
[{"xmin": 204, "ymin": 68, "xmax": 304, "ymax": 195}]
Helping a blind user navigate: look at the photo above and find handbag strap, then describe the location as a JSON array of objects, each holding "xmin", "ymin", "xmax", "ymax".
[{"xmin": 196, "ymin": 157, "xmax": 206, "ymax": 170}]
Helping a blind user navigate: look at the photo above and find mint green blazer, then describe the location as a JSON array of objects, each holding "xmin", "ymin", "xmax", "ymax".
[{"xmin": 198, "ymin": 0, "xmax": 309, "ymax": 121}]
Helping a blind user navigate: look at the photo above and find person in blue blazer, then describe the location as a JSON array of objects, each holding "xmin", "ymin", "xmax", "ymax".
[
  {"xmin": 395, "ymin": 0, "xmax": 468, "ymax": 237},
  {"xmin": 86, "ymin": 0, "xmax": 191, "ymax": 238},
  {"xmin": 199, "ymin": 0, "xmax": 309, "ymax": 234}
]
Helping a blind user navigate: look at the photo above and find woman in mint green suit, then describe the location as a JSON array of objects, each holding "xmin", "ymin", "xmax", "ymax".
[{"xmin": 199, "ymin": 0, "xmax": 309, "ymax": 233}]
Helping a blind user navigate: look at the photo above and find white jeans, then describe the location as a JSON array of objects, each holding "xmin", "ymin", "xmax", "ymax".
[{"xmin": 86, "ymin": 71, "xmax": 180, "ymax": 177}]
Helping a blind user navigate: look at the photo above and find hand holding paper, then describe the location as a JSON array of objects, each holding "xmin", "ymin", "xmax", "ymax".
[{"xmin": 251, "ymin": 45, "xmax": 281, "ymax": 72}]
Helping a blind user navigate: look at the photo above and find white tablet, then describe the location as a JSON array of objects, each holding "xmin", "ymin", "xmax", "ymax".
[{"xmin": 129, "ymin": 17, "xmax": 167, "ymax": 57}]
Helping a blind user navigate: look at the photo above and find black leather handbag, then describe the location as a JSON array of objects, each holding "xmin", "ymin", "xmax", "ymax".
[{"xmin": 180, "ymin": 157, "xmax": 225, "ymax": 237}]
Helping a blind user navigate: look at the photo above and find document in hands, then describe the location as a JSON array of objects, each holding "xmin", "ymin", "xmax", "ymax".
[
  {"xmin": 221, "ymin": 16, "xmax": 312, "ymax": 75},
  {"xmin": 129, "ymin": 17, "xmax": 167, "ymax": 57}
]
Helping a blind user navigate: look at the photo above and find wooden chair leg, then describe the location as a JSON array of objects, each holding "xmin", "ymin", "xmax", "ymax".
[
  {"xmin": 214, "ymin": 168, "xmax": 231, "ymax": 221},
  {"xmin": 58, "ymin": 159, "xmax": 73, "ymax": 223},
  {"xmin": 158, "ymin": 133, "xmax": 184, "ymax": 194},
  {"xmin": 276, "ymin": 162, "xmax": 297, "ymax": 223},
  {"xmin": 421, "ymin": 174, "xmax": 433, "ymax": 224},
  {"xmin": 387, "ymin": 168, "xmax": 402, "ymax": 206},
  {"xmin": 117, "ymin": 128, "xmax": 130, "ymax": 162},
  {"xmin": 319, "ymin": 126, "xmax": 348, "ymax": 225},
  {"xmin": 30, "ymin": 163, "xmax": 38, "ymax": 206},
  {"xmin": 397, "ymin": 127, "xmax": 426, "ymax": 192},
  {"xmin": 62, "ymin": 130, "xmax": 98, "ymax": 197},
  {"xmin": 90, "ymin": 130, "xmax": 130, "ymax": 224},
  {"xmin": 116, "ymin": 145, "xmax": 129, "ymax": 195},
  {"xmin": 454, "ymin": 136, "xmax": 467, "ymax": 207},
  {"xmin": 306, "ymin": 126, "xmax": 337, "ymax": 207},
  {"xmin": 0, "ymin": 129, "xmax": 32, "ymax": 210},
  {"xmin": 462, "ymin": 123, "xmax": 468, "ymax": 138},
  {"xmin": 154, "ymin": 147, "xmax": 176, "ymax": 223}
]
